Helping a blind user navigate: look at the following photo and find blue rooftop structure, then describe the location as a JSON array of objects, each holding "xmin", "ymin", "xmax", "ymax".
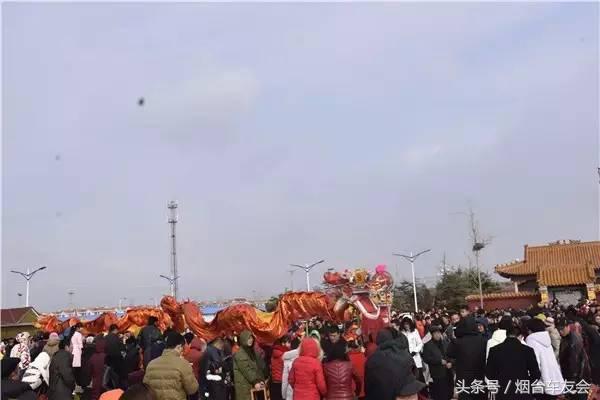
[{"xmin": 201, "ymin": 305, "xmax": 225, "ymax": 315}]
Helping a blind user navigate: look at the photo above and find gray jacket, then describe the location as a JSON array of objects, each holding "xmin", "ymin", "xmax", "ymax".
[
  {"xmin": 48, "ymin": 350, "xmax": 75, "ymax": 400},
  {"xmin": 546, "ymin": 326, "xmax": 561, "ymax": 359}
]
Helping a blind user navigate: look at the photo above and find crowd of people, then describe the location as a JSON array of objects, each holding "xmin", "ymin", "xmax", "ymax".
[{"xmin": 1, "ymin": 299, "xmax": 599, "ymax": 400}]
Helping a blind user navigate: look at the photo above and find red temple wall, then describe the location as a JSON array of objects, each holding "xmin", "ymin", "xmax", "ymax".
[{"xmin": 467, "ymin": 294, "xmax": 540, "ymax": 311}]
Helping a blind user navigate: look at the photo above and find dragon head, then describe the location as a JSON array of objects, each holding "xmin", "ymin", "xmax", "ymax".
[{"xmin": 323, "ymin": 265, "xmax": 394, "ymax": 327}]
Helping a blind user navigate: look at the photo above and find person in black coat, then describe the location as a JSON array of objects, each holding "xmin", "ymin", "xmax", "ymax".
[
  {"xmin": 104, "ymin": 325, "xmax": 125, "ymax": 387},
  {"xmin": 556, "ymin": 318, "xmax": 591, "ymax": 400},
  {"xmin": 423, "ymin": 325, "xmax": 453, "ymax": 400},
  {"xmin": 124, "ymin": 337, "xmax": 140, "ymax": 375},
  {"xmin": 320, "ymin": 325, "xmax": 347, "ymax": 363},
  {"xmin": 365, "ymin": 328, "xmax": 425, "ymax": 400},
  {"xmin": 571, "ymin": 315, "xmax": 600, "ymax": 385},
  {"xmin": 199, "ymin": 338, "xmax": 227, "ymax": 400},
  {"xmin": 29, "ymin": 334, "xmax": 45, "ymax": 363},
  {"xmin": 486, "ymin": 325, "xmax": 541, "ymax": 400},
  {"xmin": 138, "ymin": 317, "xmax": 162, "ymax": 368},
  {"xmin": 2, "ymin": 357, "xmax": 37, "ymax": 400},
  {"xmin": 447, "ymin": 316, "xmax": 487, "ymax": 400},
  {"xmin": 48, "ymin": 339, "xmax": 76, "ymax": 400}
]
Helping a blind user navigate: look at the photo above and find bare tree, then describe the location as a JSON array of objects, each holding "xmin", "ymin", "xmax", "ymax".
[
  {"xmin": 467, "ymin": 207, "xmax": 493, "ymax": 310},
  {"xmin": 468, "ymin": 207, "xmax": 493, "ymax": 252}
]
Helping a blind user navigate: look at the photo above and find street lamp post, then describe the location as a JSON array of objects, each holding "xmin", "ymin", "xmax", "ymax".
[
  {"xmin": 159, "ymin": 274, "xmax": 179, "ymax": 297},
  {"xmin": 10, "ymin": 266, "xmax": 47, "ymax": 307},
  {"xmin": 290, "ymin": 260, "xmax": 325, "ymax": 291},
  {"xmin": 393, "ymin": 249, "xmax": 431, "ymax": 312},
  {"xmin": 167, "ymin": 201, "xmax": 179, "ymax": 301}
]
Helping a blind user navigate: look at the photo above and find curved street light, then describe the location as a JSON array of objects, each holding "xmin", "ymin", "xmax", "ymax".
[
  {"xmin": 290, "ymin": 259, "xmax": 325, "ymax": 291},
  {"xmin": 159, "ymin": 274, "xmax": 180, "ymax": 297},
  {"xmin": 393, "ymin": 250, "xmax": 431, "ymax": 312},
  {"xmin": 10, "ymin": 266, "xmax": 47, "ymax": 307}
]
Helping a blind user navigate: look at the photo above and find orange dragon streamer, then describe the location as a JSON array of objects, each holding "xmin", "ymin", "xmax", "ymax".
[
  {"xmin": 36, "ymin": 292, "xmax": 338, "ymax": 344},
  {"xmin": 36, "ymin": 265, "xmax": 394, "ymax": 344}
]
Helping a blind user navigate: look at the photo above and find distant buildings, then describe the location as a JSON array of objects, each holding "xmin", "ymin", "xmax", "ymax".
[
  {"xmin": 1, "ymin": 307, "xmax": 40, "ymax": 338},
  {"xmin": 48, "ymin": 297, "xmax": 268, "ymax": 323}
]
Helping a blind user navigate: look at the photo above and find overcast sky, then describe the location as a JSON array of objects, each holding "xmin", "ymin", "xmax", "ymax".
[{"xmin": 2, "ymin": 3, "xmax": 599, "ymax": 312}]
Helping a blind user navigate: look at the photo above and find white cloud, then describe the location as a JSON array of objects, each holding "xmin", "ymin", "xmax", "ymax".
[
  {"xmin": 146, "ymin": 67, "xmax": 260, "ymax": 148},
  {"xmin": 400, "ymin": 144, "xmax": 443, "ymax": 167}
]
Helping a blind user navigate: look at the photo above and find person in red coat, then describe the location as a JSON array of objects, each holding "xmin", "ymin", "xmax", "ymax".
[
  {"xmin": 88, "ymin": 337, "xmax": 107, "ymax": 400},
  {"xmin": 183, "ymin": 337, "xmax": 206, "ymax": 382},
  {"xmin": 323, "ymin": 342, "xmax": 361, "ymax": 400},
  {"xmin": 270, "ymin": 336, "xmax": 291, "ymax": 400},
  {"xmin": 347, "ymin": 341, "xmax": 365, "ymax": 399},
  {"xmin": 288, "ymin": 338, "xmax": 327, "ymax": 400}
]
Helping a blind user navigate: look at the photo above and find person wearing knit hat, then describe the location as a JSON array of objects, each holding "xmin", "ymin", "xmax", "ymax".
[{"xmin": 43, "ymin": 333, "xmax": 60, "ymax": 358}]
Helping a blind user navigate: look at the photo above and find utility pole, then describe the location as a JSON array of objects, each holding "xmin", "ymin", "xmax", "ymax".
[
  {"xmin": 17, "ymin": 293, "xmax": 23, "ymax": 306},
  {"xmin": 290, "ymin": 260, "xmax": 325, "ymax": 291},
  {"xmin": 10, "ymin": 266, "xmax": 47, "ymax": 307},
  {"xmin": 393, "ymin": 249, "xmax": 431, "ymax": 312},
  {"xmin": 167, "ymin": 201, "xmax": 179, "ymax": 300},
  {"xmin": 439, "ymin": 252, "xmax": 450, "ymax": 276},
  {"xmin": 468, "ymin": 208, "xmax": 491, "ymax": 310}
]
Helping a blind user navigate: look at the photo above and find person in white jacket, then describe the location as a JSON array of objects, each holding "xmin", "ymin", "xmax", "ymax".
[
  {"xmin": 280, "ymin": 340, "xmax": 300, "ymax": 400},
  {"xmin": 486, "ymin": 316, "xmax": 512, "ymax": 361},
  {"xmin": 401, "ymin": 317, "xmax": 424, "ymax": 377},
  {"xmin": 525, "ymin": 318, "xmax": 565, "ymax": 398},
  {"xmin": 22, "ymin": 351, "xmax": 50, "ymax": 390},
  {"xmin": 69, "ymin": 323, "xmax": 84, "ymax": 369}
]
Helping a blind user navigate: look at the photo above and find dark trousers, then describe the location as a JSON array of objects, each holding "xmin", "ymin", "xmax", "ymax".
[
  {"xmin": 74, "ymin": 367, "xmax": 82, "ymax": 386},
  {"xmin": 106, "ymin": 356, "xmax": 126, "ymax": 389},
  {"xmin": 430, "ymin": 374, "xmax": 453, "ymax": 400},
  {"xmin": 270, "ymin": 382, "xmax": 282, "ymax": 400},
  {"xmin": 203, "ymin": 383, "xmax": 227, "ymax": 400}
]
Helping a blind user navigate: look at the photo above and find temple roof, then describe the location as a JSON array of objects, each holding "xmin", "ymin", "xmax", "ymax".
[
  {"xmin": 495, "ymin": 240, "xmax": 600, "ymax": 286},
  {"xmin": 537, "ymin": 263, "xmax": 597, "ymax": 287}
]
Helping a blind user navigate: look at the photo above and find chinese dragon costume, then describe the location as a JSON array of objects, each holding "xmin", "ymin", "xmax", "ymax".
[{"xmin": 37, "ymin": 265, "xmax": 394, "ymax": 344}]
